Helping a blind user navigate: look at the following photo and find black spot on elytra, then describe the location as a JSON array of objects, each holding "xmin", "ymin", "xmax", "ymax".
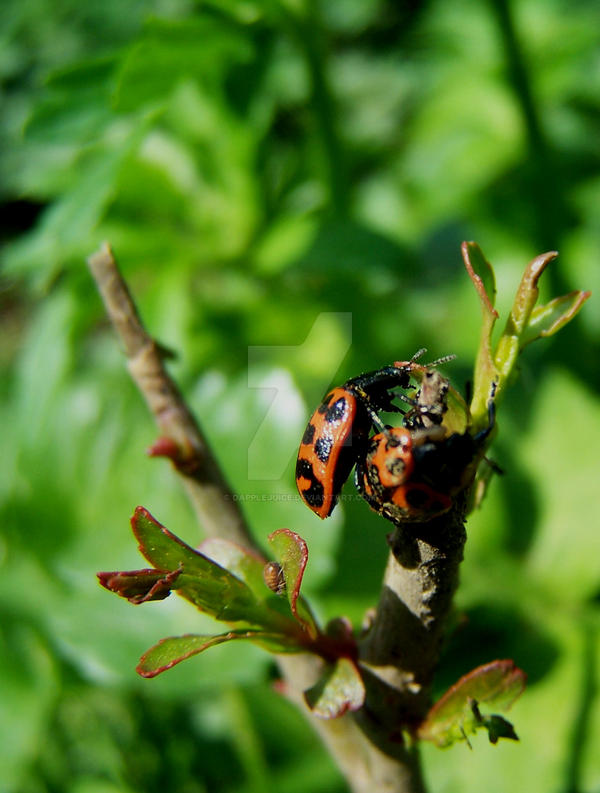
[
  {"xmin": 301, "ymin": 422, "xmax": 316, "ymax": 446},
  {"xmin": 325, "ymin": 397, "xmax": 348, "ymax": 424},
  {"xmin": 387, "ymin": 457, "xmax": 408, "ymax": 477},
  {"xmin": 317, "ymin": 392, "xmax": 336, "ymax": 414},
  {"xmin": 314, "ymin": 435, "xmax": 333, "ymax": 463},
  {"xmin": 296, "ymin": 457, "xmax": 325, "ymax": 507}
]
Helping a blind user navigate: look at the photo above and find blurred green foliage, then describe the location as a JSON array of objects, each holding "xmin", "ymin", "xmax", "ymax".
[{"xmin": 1, "ymin": 0, "xmax": 599, "ymax": 791}]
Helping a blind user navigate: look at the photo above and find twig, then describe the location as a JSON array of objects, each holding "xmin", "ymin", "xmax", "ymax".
[
  {"xmin": 359, "ymin": 496, "xmax": 468, "ymax": 733},
  {"xmin": 87, "ymin": 242, "xmax": 254, "ymax": 549},
  {"xmin": 87, "ymin": 242, "xmax": 429, "ymax": 793}
]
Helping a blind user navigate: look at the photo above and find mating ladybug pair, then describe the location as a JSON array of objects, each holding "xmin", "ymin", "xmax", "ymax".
[{"xmin": 295, "ymin": 353, "xmax": 495, "ymax": 524}]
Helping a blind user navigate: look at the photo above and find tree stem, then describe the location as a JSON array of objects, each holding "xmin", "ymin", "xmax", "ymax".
[{"xmin": 359, "ymin": 496, "xmax": 468, "ymax": 736}]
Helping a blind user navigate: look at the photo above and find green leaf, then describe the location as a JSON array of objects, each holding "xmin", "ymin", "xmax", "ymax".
[
  {"xmin": 2, "ymin": 115, "xmax": 152, "ymax": 286},
  {"xmin": 519, "ymin": 290, "xmax": 591, "ymax": 348},
  {"xmin": 493, "ymin": 250, "xmax": 558, "ymax": 382},
  {"xmin": 113, "ymin": 17, "xmax": 254, "ymax": 112},
  {"xmin": 133, "ymin": 506, "xmax": 232, "ymax": 575},
  {"xmin": 418, "ymin": 659, "xmax": 526, "ymax": 748},
  {"xmin": 24, "ymin": 56, "xmax": 116, "ymax": 145},
  {"xmin": 131, "ymin": 507, "xmax": 272, "ymax": 624},
  {"xmin": 137, "ymin": 629, "xmax": 301, "ymax": 678},
  {"xmin": 200, "ymin": 537, "xmax": 267, "ymax": 601},
  {"xmin": 304, "ymin": 658, "xmax": 365, "ymax": 719},
  {"xmin": 442, "ymin": 383, "xmax": 471, "ymax": 435},
  {"xmin": 504, "ymin": 251, "xmax": 557, "ymax": 333},
  {"xmin": 96, "ymin": 509, "xmax": 314, "ymax": 668},
  {"xmin": 267, "ymin": 529, "xmax": 318, "ymax": 638},
  {"xmin": 461, "ymin": 241, "xmax": 500, "ymax": 431}
]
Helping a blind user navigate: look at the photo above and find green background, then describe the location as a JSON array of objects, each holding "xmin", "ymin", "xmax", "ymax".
[{"xmin": 1, "ymin": 1, "xmax": 599, "ymax": 791}]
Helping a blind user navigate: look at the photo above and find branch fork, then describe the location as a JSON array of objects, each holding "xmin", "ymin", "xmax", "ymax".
[{"xmin": 88, "ymin": 241, "xmax": 588, "ymax": 793}]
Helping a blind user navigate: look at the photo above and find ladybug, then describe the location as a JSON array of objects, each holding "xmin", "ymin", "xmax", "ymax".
[
  {"xmin": 355, "ymin": 384, "xmax": 497, "ymax": 524},
  {"xmin": 295, "ymin": 366, "xmax": 411, "ymax": 518},
  {"xmin": 295, "ymin": 351, "xmax": 454, "ymax": 519},
  {"xmin": 355, "ymin": 425, "xmax": 452, "ymax": 522}
]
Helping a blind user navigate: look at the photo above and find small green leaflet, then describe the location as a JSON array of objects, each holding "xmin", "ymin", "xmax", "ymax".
[
  {"xmin": 267, "ymin": 529, "xmax": 318, "ymax": 639},
  {"xmin": 137, "ymin": 630, "xmax": 301, "ymax": 678},
  {"xmin": 418, "ymin": 659, "xmax": 526, "ymax": 748},
  {"xmin": 304, "ymin": 658, "xmax": 365, "ymax": 719}
]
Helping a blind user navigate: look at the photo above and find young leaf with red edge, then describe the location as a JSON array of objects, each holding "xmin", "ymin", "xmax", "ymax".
[
  {"xmin": 97, "ymin": 510, "xmax": 326, "ymax": 678},
  {"xmin": 131, "ymin": 506, "xmax": 265, "ymax": 622},
  {"xmin": 304, "ymin": 657, "xmax": 366, "ymax": 719},
  {"xmin": 267, "ymin": 529, "xmax": 318, "ymax": 638},
  {"xmin": 418, "ymin": 659, "xmax": 526, "ymax": 748},
  {"xmin": 128, "ymin": 507, "xmax": 308, "ymax": 636},
  {"xmin": 493, "ymin": 251, "xmax": 559, "ymax": 383},
  {"xmin": 462, "ymin": 241, "xmax": 497, "ymax": 311},
  {"xmin": 464, "ymin": 244, "xmax": 590, "ymax": 450},
  {"xmin": 490, "ymin": 251, "xmax": 590, "ymax": 393},
  {"xmin": 137, "ymin": 629, "xmax": 303, "ymax": 678},
  {"xmin": 97, "ymin": 567, "xmax": 182, "ymax": 604}
]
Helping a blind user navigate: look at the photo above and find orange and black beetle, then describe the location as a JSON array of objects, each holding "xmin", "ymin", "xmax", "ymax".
[
  {"xmin": 355, "ymin": 386, "xmax": 497, "ymax": 523},
  {"xmin": 295, "ymin": 362, "xmax": 418, "ymax": 518}
]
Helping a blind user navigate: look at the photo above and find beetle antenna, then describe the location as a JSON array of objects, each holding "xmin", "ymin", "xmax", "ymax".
[{"xmin": 426, "ymin": 353, "xmax": 457, "ymax": 367}]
